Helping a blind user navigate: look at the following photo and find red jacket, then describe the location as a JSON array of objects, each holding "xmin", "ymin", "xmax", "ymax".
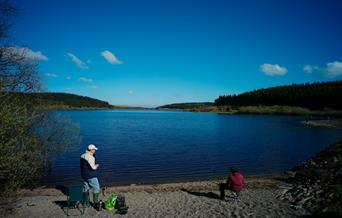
[{"xmin": 227, "ymin": 172, "xmax": 244, "ymax": 192}]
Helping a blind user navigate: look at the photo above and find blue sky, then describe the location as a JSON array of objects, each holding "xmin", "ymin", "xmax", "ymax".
[{"xmin": 11, "ymin": 0, "xmax": 342, "ymax": 107}]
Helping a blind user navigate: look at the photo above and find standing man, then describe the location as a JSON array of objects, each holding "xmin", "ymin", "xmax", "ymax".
[
  {"xmin": 80, "ymin": 144, "xmax": 101, "ymax": 209},
  {"xmin": 219, "ymin": 166, "xmax": 245, "ymax": 200}
]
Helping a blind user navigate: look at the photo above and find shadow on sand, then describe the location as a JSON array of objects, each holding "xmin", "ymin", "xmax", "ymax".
[{"xmin": 180, "ymin": 188, "xmax": 220, "ymax": 200}]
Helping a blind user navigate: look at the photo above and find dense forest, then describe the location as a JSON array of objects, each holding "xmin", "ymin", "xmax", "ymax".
[
  {"xmin": 12, "ymin": 92, "xmax": 113, "ymax": 109},
  {"xmin": 215, "ymin": 81, "xmax": 342, "ymax": 110}
]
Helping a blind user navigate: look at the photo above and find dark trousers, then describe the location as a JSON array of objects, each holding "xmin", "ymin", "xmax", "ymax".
[
  {"xmin": 219, "ymin": 183, "xmax": 228, "ymax": 200},
  {"xmin": 219, "ymin": 183, "xmax": 240, "ymax": 200}
]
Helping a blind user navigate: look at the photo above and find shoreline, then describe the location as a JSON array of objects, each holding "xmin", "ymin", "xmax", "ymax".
[
  {"xmin": 50, "ymin": 106, "xmax": 342, "ymax": 117},
  {"xmin": 158, "ymin": 105, "xmax": 342, "ymax": 116},
  {"xmin": 39, "ymin": 172, "xmax": 284, "ymax": 189},
  {"xmin": 23, "ymin": 174, "xmax": 285, "ymax": 197},
  {"xmin": 48, "ymin": 106, "xmax": 151, "ymax": 111}
]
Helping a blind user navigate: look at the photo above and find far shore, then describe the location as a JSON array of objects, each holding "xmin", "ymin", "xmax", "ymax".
[
  {"xmin": 46, "ymin": 104, "xmax": 342, "ymax": 117},
  {"xmin": 157, "ymin": 105, "xmax": 342, "ymax": 116},
  {"xmin": 46, "ymin": 106, "xmax": 152, "ymax": 111}
]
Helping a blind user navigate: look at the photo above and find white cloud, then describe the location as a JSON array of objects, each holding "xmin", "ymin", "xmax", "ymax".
[
  {"xmin": 45, "ymin": 73, "xmax": 57, "ymax": 78},
  {"xmin": 324, "ymin": 61, "xmax": 342, "ymax": 78},
  {"xmin": 65, "ymin": 76, "xmax": 71, "ymax": 80},
  {"xmin": 78, "ymin": 77, "xmax": 93, "ymax": 83},
  {"xmin": 260, "ymin": 63, "xmax": 287, "ymax": 76},
  {"xmin": 101, "ymin": 50, "xmax": 123, "ymax": 65},
  {"xmin": 5, "ymin": 47, "xmax": 48, "ymax": 61},
  {"xmin": 89, "ymin": 85, "xmax": 97, "ymax": 90},
  {"xmin": 128, "ymin": 90, "xmax": 133, "ymax": 95},
  {"xmin": 67, "ymin": 53, "xmax": 89, "ymax": 69},
  {"xmin": 303, "ymin": 65, "xmax": 319, "ymax": 73}
]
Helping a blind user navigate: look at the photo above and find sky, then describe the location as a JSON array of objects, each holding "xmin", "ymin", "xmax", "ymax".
[{"xmin": 10, "ymin": 0, "xmax": 342, "ymax": 107}]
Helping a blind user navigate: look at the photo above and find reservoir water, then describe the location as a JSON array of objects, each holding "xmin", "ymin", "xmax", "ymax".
[{"xmin": 42, "ymin": 110, "xmax": 342, "ymax": 186}]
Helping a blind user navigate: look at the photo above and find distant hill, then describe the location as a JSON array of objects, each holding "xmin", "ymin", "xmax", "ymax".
[
  {"xmin": 5, "ymin": 92, "xmax": 115, "ymax": 109},
  {"xmin": 24, "ymin": 92, "xmax": 114, "ymax": 109},
  {"xmin": 157, "ymin": 102, "xmax": 214, "ymax": 110},
  {"xmin": 215, "ymin": 81, "xmax": 342, "ymax": 110},
  {"xmin": 22, "ymin": 92, "xmax": 149, "ymax": 110}
]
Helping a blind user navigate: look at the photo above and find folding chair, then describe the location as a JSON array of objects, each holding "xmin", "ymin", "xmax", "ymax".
[
  {"xmin": 232, "ymin": 191, "xmax": 241, "ymax": 201},
  {"xmin": 65, "ymin": 185, "xmax": 86, "ymax": 216}
]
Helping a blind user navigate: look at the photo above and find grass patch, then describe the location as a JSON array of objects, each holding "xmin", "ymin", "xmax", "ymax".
[{"xmin": 182, "ymin": 105, "xmax": 342, "ymax": 116}]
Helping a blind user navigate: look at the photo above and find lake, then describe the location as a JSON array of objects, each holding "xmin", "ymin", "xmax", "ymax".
[{"xmin": 42, "ymin": 110, "xmax": 342, "ymax": 186}]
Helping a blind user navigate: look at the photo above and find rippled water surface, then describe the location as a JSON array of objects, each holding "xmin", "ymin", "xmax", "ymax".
[{"xmin": 42, "ymin": 110, "xmax": 342, "ymax": 186}]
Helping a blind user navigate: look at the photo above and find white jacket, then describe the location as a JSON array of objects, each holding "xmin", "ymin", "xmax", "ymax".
[{"xmin": 81, "ymin": 150, "xmax": 98, "ymax": 170}]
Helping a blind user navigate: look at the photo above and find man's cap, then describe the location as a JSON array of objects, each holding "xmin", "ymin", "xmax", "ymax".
[{"xmin": 88, "ymin": 144, "xmax": 98, "ymax": 150}]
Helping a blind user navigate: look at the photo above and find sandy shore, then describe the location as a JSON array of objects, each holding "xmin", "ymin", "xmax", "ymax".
[{"xmin": 6, "ymin": 176, "xmax": 310, "ymax": 218}]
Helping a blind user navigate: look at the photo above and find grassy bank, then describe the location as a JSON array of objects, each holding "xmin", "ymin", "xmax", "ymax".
[{"xmin": 182, "ymin": 105, "xmax": 342, "ymax": 116}]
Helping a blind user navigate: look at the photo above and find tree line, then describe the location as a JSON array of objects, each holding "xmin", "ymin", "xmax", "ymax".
[
  {"xmin": 215, "ymin": 81, "xmax": 342, "ymax": 110},
  {"xmin": 14, "ymin": 92, "xmax": 113, "ymax": 109}
]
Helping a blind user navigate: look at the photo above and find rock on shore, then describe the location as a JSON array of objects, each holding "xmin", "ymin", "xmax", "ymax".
[{"xmin": 278, "ymin": 140, "xmax": 342, "ymax": 216}]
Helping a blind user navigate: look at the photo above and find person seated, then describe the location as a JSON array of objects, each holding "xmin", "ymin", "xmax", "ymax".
[{"xmin": 219, "ymin": 166, "xmax": 245, "ymax": 200}]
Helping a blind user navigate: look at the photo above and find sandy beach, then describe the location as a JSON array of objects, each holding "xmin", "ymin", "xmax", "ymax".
[{"xmin": 6, "ymin": 176, "xmax": 309, "ymax": 218}]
